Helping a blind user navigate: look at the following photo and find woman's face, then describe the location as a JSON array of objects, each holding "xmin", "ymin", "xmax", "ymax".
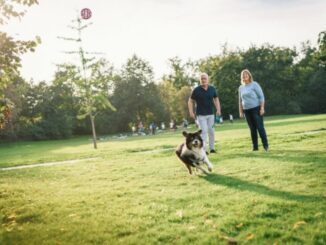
[{"xmin": 242, "ymin": 72, "xmax": 250, "ymax": 84}]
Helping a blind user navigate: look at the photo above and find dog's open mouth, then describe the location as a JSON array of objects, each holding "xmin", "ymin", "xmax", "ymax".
[{"xmin": 192, "ymin": 141, "xmax": 199, "ymax": 147}]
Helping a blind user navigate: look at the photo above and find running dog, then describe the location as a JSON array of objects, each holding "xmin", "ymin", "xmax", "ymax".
[{"xmin": 176, "ymin": 130, "xmax": 213, "ymax": 175}]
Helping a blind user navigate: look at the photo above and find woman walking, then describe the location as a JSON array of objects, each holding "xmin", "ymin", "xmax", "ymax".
[{"xmin": 239, "ymin": 69, "xmax": 269, "ymax": 151}]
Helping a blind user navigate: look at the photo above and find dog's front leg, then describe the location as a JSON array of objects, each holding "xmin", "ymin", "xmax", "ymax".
[
  {"xmin": 186, "ymin": 164, "xmax": 192, "ymax": 175},
  {"xmin": 203, "ymin": 156, "xmax": 213, "ymax": 172},
  {"xmin": 193, "ymin": 162, "xmax": 210, "ymax": 175}
]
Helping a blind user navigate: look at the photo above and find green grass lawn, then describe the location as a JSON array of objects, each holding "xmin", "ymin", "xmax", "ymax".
[{"xmin": 1, "ymin": 114, "xmax": 326, "ymax": 244}]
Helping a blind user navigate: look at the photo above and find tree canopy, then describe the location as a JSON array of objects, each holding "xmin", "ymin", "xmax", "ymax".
[{"xmin": 0, "ymin": 8, "xmax": 325, "ymax": 142}]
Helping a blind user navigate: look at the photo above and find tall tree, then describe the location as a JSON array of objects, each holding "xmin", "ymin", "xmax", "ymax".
[
  {"xmin": 158, "ymin": 80, "xmax": 178, "ymax": 121},
  {"xmin": 0, "ymin": 0, "xmax": 41, "ymax": 130},
  {"xmin": 175, "ymin": 86, "xmax": 192, "ymax": 121},
  {"xmin": 110, "ymin": 55, "xmax": 166, "ymax": 132},
  {"xmin": 164, "ymin": 57, "xmax": 197, "ymax": 89},
  {"xmin": 59, "ymin": 17, "xmax": 115, "ymax": 148},
  {"xmin": 297, "ymin": 31, "xmax": 326, "ymax": 113},
  {"xmin": 317, "ymin": 31, "xmax": 326, "ymax": 68}
]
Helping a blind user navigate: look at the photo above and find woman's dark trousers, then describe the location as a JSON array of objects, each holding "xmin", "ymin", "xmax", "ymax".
[{"xmin": 244, "ymin": 106, "xmax": 268, "ymax": 150}]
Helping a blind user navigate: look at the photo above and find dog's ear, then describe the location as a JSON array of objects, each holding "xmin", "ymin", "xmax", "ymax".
[
  {"xmin": 197, "ymin": 129, "xmax": 202, "ymax": 134},
  {"xmin": 182, "ymin": 131, "xmax": 188, "ymax": 137}
]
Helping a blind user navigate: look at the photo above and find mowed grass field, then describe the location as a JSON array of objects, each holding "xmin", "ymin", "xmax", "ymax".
[{"xmin": 0, "ymin": 115, "xmax": 326, "ymax": 245}]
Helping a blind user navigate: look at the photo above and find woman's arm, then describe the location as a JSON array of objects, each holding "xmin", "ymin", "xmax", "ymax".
[
  {"xmin": 254, "ymin": 82, "xmax": 265, "ymax": 116},
  {"xmin": 239, "ymin": 87, "xmax": 244, "ymax": 118},
  {"xmin": 260, "ymin": 101, "xmax": 265, "ymax": 116}
]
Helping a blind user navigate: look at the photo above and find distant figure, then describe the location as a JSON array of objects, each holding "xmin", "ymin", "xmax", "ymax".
[
  {"xmin": 182, "ymin": 118, "xmax": 188, "ymax": 128},
  {"xmin": 161, "ymin": 122, "xmax": 165, "ymax": 130},
  {"xmin": 170, "ymin": 119, "xmax": 177, "ymax": 131},
  {"xmin": 188, "ymin": 72, "xmax": 221, "ymax": 153},
  {"xmin": 169, "ymin": 120, "xmax": 173, "ymax": 130},
  {"xmin": 239, "ymin": 69, "xmax": 269, "ymax": 151},
  {"xmin": 138, "ymin": 121, "xmax": 144, "ymax": 135},
  {"xmin": 229, "ymin": 114, "xmax": 233, "ymax": 123},
  {"xmin": 173, "ymin": 119, "xmax": 177, "ymax": 131},
  {"xmin": 132, "ymin": 125, "xmax": 136, "ymax": 134},
  {"xmin": 150, "ymin": 122, "xmax": 157, "ymax": 135},
  {"xmin": 219, "ymin": 116, "xmax": 223, "ymax": 124}
]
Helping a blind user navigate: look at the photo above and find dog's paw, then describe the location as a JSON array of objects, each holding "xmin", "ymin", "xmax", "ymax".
[{"xmin": 208, "ymin": 167, "xmax": 213, "ymax": 172}]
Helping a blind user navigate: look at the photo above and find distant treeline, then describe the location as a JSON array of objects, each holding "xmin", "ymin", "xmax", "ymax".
[{"xmin": 1, "ymin": 31, "xmax": 325, "ymax": 141}]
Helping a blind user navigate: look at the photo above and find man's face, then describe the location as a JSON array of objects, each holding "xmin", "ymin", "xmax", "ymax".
[{"xmin": 200, "ymin": 75, "xmax": 208, "ymax": 86}]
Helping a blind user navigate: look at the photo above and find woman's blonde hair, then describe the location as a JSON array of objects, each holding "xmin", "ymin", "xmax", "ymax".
[{"xmin": 240, "ymin": 69, "xmax": 253, "ymax": 84}]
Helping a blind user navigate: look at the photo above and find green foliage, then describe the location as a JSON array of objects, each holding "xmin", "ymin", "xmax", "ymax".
[
  {"xmin": 1, "ymin": 22, "xmax": 325, "ymax": 141},
  {"xmin": 175, "ymin": 86, "xmax": 192, "ymax": 121},
  {"xmin": 15, "ymin": 81, "xmax": 75, "ymax": 140},
  {"xmin": 195, "ymin": 37, "xmax": 326, "ymax": 117},
  {"xmin": 0, "ymin": 0, "xmax": 39, "ymax": 25},
  {"xmin": 0, "ymin": 0, "xmax": 40, "ymax": 129},
  {"xmin": 74, "ymin": 58, "xmax": 116, "ymax": 120},
  {"xmin": 109, "ymin": 55, "xmax": 166, "ymax": 132},
  {"xmin": 164, "ymin": 56, "xmax": 198, "ymax": 89},
  {"xmin": 0, "ymin": 98, "xmax": 14, "ymax": 129},
  {"xmin": 300, "ymin": 69, "xmax": 326, "ymax": 113},
  {"xmin": 317, "ymin": 31, "xmax": 326, "ymax": 68}
]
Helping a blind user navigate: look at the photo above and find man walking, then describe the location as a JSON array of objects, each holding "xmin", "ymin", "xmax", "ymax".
[{"xmin": 188, "ymin": 73, "xmax": 221, "ymax": 153}]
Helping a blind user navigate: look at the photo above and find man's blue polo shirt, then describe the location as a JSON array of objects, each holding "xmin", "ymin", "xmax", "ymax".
[{"xmin": 191, "ymin": 85, "xmax": 218, "ymax": 116}]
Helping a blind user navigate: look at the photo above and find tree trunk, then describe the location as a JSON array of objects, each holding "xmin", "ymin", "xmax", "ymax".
[{"xmin": 90, "ymin": 114, "xmax": 97, "ymax": 149}]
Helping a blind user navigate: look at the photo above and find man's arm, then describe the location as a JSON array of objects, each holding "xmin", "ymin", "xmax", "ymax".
[
  {"xmin": 188, "ymin": 98, "xmax": 196, "ymax": 119},
  {"xmin": 213, "ymin": 97, "xmax": 221, "ymax": 115}
]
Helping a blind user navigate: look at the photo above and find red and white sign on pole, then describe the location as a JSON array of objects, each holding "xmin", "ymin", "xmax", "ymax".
[{"xmin": 81, "ymin": 8, "xmax": 92, "ymax": 19}]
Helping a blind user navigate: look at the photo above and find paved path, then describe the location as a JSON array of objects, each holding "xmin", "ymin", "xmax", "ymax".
[{"xmin": 0, "ymin": 157, "xmax": 99, "ymax": 171}]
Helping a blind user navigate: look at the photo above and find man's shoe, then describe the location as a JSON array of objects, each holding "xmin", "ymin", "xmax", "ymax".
[
  {"xmin": 264, "ymin": 146, "xmax": 269, "ymax": 152},
  {"xmin": 210, "ymin": 149, "xmax": 216, "ymax": 153},
  {"xmin": 253, "ymin": 148, "xmax": 259, "ymax": 151}
]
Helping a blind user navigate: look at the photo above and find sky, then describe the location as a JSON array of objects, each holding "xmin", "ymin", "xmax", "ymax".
[{"xmin": 3, "ymin": 0, "xmax": 326, "ymax": 82}]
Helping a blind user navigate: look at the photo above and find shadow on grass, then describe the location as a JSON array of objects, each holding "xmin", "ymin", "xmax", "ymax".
[
  {"xmin": 257, "ymin": 151, "xmax": 326, "ymax": 166},
  {"xmin": 216, "ymin": 150, "xmax": 326, "ymax": 166},
  {"xmin": 265, "ymin": 118, "xmax": 326, "ymax": 127},
  {"xmin": 200, "ymin": 173, "xmax": 324, "ymax": 202}
]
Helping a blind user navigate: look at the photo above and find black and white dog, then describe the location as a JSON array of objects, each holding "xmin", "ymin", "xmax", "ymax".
[{"xmin": 176, "ymin": 130, "xmax": 213, "ymax": 175}]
